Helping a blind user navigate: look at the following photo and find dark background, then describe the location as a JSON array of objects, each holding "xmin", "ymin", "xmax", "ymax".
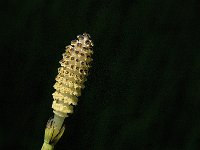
[{"xmin": 1, "ymin": 0, "xmax": 200, "ymax": 149}]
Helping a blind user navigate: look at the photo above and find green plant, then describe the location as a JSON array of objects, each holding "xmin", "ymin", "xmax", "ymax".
[{"xmin": 41, "ymin": 33, "xmax": 94, "ymax": 150}]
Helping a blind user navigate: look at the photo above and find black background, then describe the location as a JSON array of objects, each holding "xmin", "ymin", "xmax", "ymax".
[{"xmin": 1, "ymin": 0, "xmax": 200, "ymax": 149}]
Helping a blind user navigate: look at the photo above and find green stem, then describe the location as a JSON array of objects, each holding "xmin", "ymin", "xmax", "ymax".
[
  {"xmin": 41, "ymin": 115, "xmax": 65, "ymax": 150},
  {"xmin": 53, "ymin": 114, "xmax": 65, "ymax": 131}
]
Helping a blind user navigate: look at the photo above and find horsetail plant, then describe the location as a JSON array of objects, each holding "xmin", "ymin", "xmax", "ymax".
[{"xmin": 41, "ymin": 33, "xmax": 94, "ymax": 150}]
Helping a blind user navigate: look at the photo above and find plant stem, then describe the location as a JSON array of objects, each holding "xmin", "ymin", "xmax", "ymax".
[{"xmin": 41, "ymin": 115, "xmax": 65, "ymax": 150}]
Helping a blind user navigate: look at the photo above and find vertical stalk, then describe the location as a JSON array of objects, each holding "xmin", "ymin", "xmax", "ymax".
[{"xmin": 41, "ymin": 33, "xmax": 93, "ymax": 150}]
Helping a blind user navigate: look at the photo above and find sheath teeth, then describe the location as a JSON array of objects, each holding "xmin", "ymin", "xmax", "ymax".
[{"xmin": 52, "ymin": 33, "xmax": 93, "ymax": 117}]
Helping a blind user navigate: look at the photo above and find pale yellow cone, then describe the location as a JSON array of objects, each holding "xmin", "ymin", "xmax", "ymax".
[{"xmin": 41, "ymin": 33, "xmax": 94, "ymax": 150}]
